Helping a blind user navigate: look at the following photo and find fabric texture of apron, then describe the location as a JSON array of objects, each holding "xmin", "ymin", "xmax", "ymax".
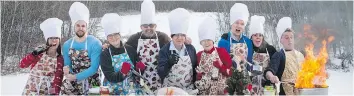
[
  {"xmin": 163, "ymin": 50, "xmax": 196, "ymax": 95},
  {"xmin": 60, "ymin": 38, "xmax": 101, "ymax": 95},
  {"xmin": 136, "ymin": 32, "xmax": 161, "ymax": 94},
  {"xmin": 102, "ymin": 47, "xmax": 143, "ymax": 95},
  {"xmin": 282, "ymin": 50, "xmax": 303, "ymax": 95},
  {"xmin": 22, "ymin": 53, "xmax": 57, "ymax": 95},
  {"xmin": 250, "ymin": 48, "xmax": 270, "ymax": 95},
  {"xmin": 195, "ymin": 48, "xmax": 228, "ymax": 95},
  {"xmin": 227, "ymin": 37, "xmax": 252, "ymax": 95}
]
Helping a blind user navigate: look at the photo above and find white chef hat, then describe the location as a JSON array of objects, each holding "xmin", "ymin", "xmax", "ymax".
[
  {"xmin": 198, "ymin": 17, "xmax": 217, "ymax": 42},
  {"xmin": 101, "ymin": 13, "xmax": 122, "ymax": 39},
  {"xmin": 168, "ymin": 8, "xmax": 191, "ymax": 35},
  {"xmin": 276, "ymin": 17, "xmax": 292, "ymax": 41},
  {"xmin": 141, "ymin": 0, "xmax": 156, "ymax": 25},
  {"xmin": 40, "ymin": 18, "xmax": 63, "ymax": 41},
  {"xmin": 248, "ymin": 15, "xmax": 266, "ymax": 37},
  {"xmin": 230, "ymin": 3, "xmax": 249, "ymax": 26},
  {"xmin": 69, "ymin": 2, "xmax": 90, "ymax": 26}
]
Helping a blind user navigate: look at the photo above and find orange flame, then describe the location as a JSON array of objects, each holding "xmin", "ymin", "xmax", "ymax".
[{"xmin": 295, "ymin": 25, "xmax": 334, "ymax": 88}]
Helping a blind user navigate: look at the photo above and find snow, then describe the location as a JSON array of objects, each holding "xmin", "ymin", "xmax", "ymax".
[
  {"xmin": 326, "ymin": 70, "xmax": 353, "ymax": 95},
  {"xmin": 1, "ymin": 74, "xmax": 29, "ymax": 95},
  {"xmin": 331, "ymin": 58, "xmax": 342, "ymax": 66}
]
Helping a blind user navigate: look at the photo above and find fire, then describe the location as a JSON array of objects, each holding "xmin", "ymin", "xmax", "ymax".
[{"xmin": 295, "ymin": 25, "xmax": 334, "ymax": 89}]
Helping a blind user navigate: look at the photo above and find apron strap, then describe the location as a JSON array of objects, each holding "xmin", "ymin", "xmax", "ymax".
[
  {"xmin": 138, "ymin": 31, "xmax": 159, "ymax": 40},
  {"xmin": 70, "ymin": 37, "xmax": 88, "ymax": 50},
  {"xmin": 137, "ymin": 32, "xmax": 160, "ymax": 53},
  {"xmin": 109, "ymin": 45, "xmax": 133, "ymax": 88}
]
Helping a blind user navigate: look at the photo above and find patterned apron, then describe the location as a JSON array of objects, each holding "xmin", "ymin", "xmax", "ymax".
[
  {"xmin": 228, "ymin": 37, "xmax": 252, "ymax": 95},
  {"xmin": 251, "ymin": 48, "xmax": 270, "ymax": 95},
  {"xmin": 195, "ymin": 48, "xmax": 228, "ymax": 95},
  {"xmin": 60, "ymin": 38, "xmax": 101, "ymax": 95},
  {"xmin": 136, "ymin": 32, "xmax": 161, "ymax": 94},
  {"xmin": 102, "ymin": 47, "xmax": 143, "ymax": 95},
  {"xmin": 163, "ymin": 50, "xmax": 196, "ymax": 95},
  {"xmin": 282, "ymin": 50, "xmax": 302, "ymax": 95},
  {"xmin": 22, "ymin": 53, "xmax": 57, "ymax": 95}
]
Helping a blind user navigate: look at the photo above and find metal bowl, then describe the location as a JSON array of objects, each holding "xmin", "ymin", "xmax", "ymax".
[{"xmin": 298, "ymin": 87, "xmax": 328, "ymax": 95}]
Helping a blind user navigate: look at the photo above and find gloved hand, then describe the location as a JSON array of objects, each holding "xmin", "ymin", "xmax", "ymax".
[
  {"xmin": 32, "ymin": 44, "xmax": 48, "ymax": 56},
  {"xmin": 121, "ymin": 62, "xmax": 132, "ymax": 75},
  {"xmin": 247, "ymin": 84, "xmax": 253, "ymax": 92},
  {"xmin": 196, "ymin": 72, "xmax": 204, "ymax": 80},
  {"xmin": 102, "ymin": 43, "xmax": 110, "ymax": 50},
  {"xmin": 135, "ymin": 61, "xmax": 146, "ymax": 72},
  {"xmin": 167, "ymin": 53, "xmax": 179, "ymax": 69}
]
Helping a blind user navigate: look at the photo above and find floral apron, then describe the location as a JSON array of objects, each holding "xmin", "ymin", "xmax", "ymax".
[
  {"xmin": 60, "ymin": 38, "xmax": 101, "ymax": 95},
  {"xmin": 102, "ymin": 47, "xmax": 143, "ymax": 95},
  {"xmin": 227, "ymin": 37, "xmax": 252, "ymax": 95},
  {"xmin": 282, "ymin": 50, "xmax": 303, "ymax": 95},
  {"xmin": 22, "ymin": 53, "xmax": 57, "ymax": 95},
  {"xmin": 137, "ymin": 32, "xmax": 162, "ymax": 94},
  {"xmin": 251, "ymin": 48, "xmax": 270, "ymax": 95},
  {"xmin": 195, "ymin": 48, "xmax": 228, "ymax": 95},
  {"xmin": 163, "ymin": 50, "xmax": 197, "ymax": 95}
]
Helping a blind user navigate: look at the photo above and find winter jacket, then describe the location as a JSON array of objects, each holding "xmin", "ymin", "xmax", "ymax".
[
  {"xmin": 19, "ymin": 53, "xmax": 64, "ymax": 95},
  {"xmin": 126, "ymin": 31, "xmax": 171, "ymax": 51},
  {"xmin": 157, "ymin": 42, "xmax": 198, "ymax": 84},
  {"xmin": 196, "ymin": 47, "xmax": 232, "ymax": 76},
  {"xmin": 100, "ymin": 42, "xmax": 138, "ymax": 83}
]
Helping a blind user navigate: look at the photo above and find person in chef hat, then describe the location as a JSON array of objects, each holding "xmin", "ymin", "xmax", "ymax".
[
  {"xmin": 60, "ymin": 2, "xmax": 103, "ymax": 95},
  {"xmin": 98, "ymin": 13, "xmax": 145, "ymax": 95},
  {"xmin": 125, "ymin": 0, "xmax": 170, "ymax": 94},
  {"xmin": 194, "ymin": 17, "xmax": 233, "ymax": 95},
  {"xmin": 264, "ymin": 17, "xmax": 305, "ymax": 95},
  {"xmin": 218, "ymin": 3, "xmax": 254, "ymax": 69},
  {"xmin": 219, "ymin": 3, "xmax": 253, "ymax": 95},
  {"xmin": 246, "ymin": 15, "xmax": 277, "ymax": 95},
  {"xmin": 20, "ymin": 18, "xmax": 64, "ymax": 95},
  {"xmin": 157, "ymin": 8, "xmax": 198, "ymax": 95}
]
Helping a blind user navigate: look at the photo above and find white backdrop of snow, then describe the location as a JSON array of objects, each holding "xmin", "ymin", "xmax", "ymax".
[{"xmin": 1, "ymin": 12, "xmax": 352, "ymax": 95}]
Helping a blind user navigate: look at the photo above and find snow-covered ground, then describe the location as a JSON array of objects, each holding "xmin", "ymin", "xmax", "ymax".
[{"xmin": 1, "ymin": 12, "xmax": 352, "ymax": 95}]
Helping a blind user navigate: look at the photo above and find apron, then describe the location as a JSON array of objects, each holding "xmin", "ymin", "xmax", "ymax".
[
  {"xmin": 282, "ymin": 50, "xmax": 301, "ymax": 95},
  {"xmin": 102, "ymin": 47, "xmax": 143, "ymax": 95},
  {"xmin": 60, "ymin": 38, "xmax": 101, "ymax": 95},
  {"xmin": 163, "ymin": 50, "xmax": 196, "ymax": 95},
  {"xmin": 195, "ymin": 48, "xmax": 228, "ymax": 95},
  {"xmin": 22, "ymin": 53, "xmax": 57, "ymax": 95},
  {"xmin": 228, "ymin": 37, "xmax": 252, "ymax": 95},
  {"xmin": 136, "ymin": 32, "xmax": 161, "ymax": 94},
  {"xmin": 250, "ymin": 48, "xmax": 270, "ymax": 95}
]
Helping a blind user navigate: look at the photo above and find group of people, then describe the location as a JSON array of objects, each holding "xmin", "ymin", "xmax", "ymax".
[{"xmin": 19, "ymin": 0, "xmax": 308, "ymax": 95}]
